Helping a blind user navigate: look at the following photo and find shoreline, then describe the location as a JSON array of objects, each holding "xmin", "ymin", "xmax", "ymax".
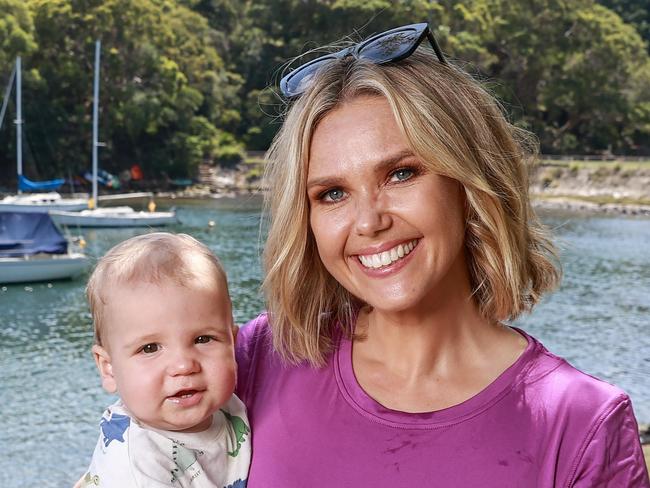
[
  {"xmin": 529, "ymin": 161, "xmax": 650, "ymax": 217},
  {"xmin": 532, "ymin": 196, "xmax": 650, "ymax": 216}
]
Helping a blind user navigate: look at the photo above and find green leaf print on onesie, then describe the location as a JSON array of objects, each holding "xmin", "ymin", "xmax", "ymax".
[
  {"xmin": 221, "ymin": 410, "xmax": 250, "ymax": 457},
  {"xmin": 170, "ymin": 442, "xmax": 202, "ymax": 483}
]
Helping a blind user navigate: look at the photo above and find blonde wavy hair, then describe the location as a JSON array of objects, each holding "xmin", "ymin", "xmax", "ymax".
[
  {"xmin": 263, "ymin": 49, "xmax": 561, "ymax": 366},
  {"xmin": 87, "ymin": 232, "xmax": 227, "ymax": 346}
]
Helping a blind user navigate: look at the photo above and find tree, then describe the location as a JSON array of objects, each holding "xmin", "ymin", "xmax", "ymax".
[
  {"xmin": 598, "ymin": 0, "xmax": 650, "ymax": 47},
  {"xmin": 0, "ymin": 0, "xmax": 37, "ymax": 68},
  {"xmin": 190, "ymin": 0, "xmax": 447, "ymax": 148},
  {"xmin": 0, "ymin": 0, "xmax": 244, "ymax": 182},
  {"xmin": 0, "ymin": 0, "xmax": 38, "ymax": 182},
  {"xmin": 446, "ymin": 0, "xmax": 650, "ymax": 153}
]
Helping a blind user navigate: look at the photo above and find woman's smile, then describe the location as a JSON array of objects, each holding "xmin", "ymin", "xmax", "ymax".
[{"xmin": 355, "ymin": 238, "xmax": 420, "ymax": 270}]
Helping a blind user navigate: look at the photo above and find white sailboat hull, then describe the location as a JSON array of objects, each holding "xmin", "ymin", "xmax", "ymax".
[
  {"xmin": 0, "ymin": 252, "xmax": 89, "ymax": 284},
  {"xmin": 49, "ymin": 207, "xmax": 177, "ymax": 227},
  {"xmin": 0, "ymin": 193, "xmax": 88, "ymax": 212},
  {"xmin": 97, "ymin": 192, "xmax": 154, "ymax": 204}
]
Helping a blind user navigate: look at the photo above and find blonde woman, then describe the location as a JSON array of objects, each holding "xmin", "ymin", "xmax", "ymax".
[{"xmin": 236, "ymin": 24, "xmax": 649, "ymax": 487}]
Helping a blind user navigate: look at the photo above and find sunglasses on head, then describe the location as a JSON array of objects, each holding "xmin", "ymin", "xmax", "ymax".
[{"xmin": 280, "ymin": 22, "xmax": 446, "ymax": 99}]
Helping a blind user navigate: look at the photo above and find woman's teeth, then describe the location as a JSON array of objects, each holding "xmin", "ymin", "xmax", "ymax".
[{"xmin": 358, "ymin": 239, "xmax": 418, "ymax": 269}]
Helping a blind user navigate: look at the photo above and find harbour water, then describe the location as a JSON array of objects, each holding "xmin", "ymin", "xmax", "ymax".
[{"xmin": 0, "ymin": 197, "xmax": 648, "ymax": 487}]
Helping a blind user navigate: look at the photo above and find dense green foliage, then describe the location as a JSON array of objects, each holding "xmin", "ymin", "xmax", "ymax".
[
  {"xmin": 1, "ymin": 0, "xmax": 649, "ymax": 183},
  {"xmin": 600, "ymin": 0, "xmax": 650, "ymax": 45}
]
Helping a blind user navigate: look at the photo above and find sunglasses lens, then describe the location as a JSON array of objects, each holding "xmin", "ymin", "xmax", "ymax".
[
  {"xmin": 280, "ymin": 24, "xmax": 435, "ymax": 98},
  {"xmin": 282, "ymin": 58, "xmax": 333, "ymax": 98},
  {"xmin": 359, "ymin": 28, "xmax": 421, "ymax": 63}
]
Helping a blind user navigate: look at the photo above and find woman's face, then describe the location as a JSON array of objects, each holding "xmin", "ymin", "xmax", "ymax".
[{"xmin": 307, "ymin": 95, "xmax": 470, "ymax": 315}]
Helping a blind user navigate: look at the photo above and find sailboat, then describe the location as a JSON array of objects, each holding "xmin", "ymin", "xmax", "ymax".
[
  {"xmin": 0, "ymin": 211, "xmax": 89, "ymax": 284},
  {"xmin": 0, "ymin": 57, "xmax": 88, "ymax": 212},
  {"xmin": 49, "ymin": 41, "xmax": 177, "ymax": 228}
]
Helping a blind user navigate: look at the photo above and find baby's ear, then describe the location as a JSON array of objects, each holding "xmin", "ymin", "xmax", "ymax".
[{"xmin": 92, "ymin": 345, "xmax": 117, "ymax": 394}]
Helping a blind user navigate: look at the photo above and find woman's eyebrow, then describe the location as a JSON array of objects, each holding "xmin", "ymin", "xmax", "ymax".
[
  {"xmin": 306, "ymin": 150, "xmax": 416, "ymax": 190},
  {"xmin": 306, "ymin": 175, "xmax": 345, "ymax": 191},
  {"xmin": 373, "ymin": 150, "xmax": 417, "ymax": 174}
]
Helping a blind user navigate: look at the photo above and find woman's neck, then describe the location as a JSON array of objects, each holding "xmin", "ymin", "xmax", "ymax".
[{"xmin": 352, "ymin": 298, "xmax": 527, "ymax": 412}]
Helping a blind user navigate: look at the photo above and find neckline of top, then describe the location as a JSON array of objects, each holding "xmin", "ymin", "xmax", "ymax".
[{"xmin": 334, "ymin": 326, "xmax": 540, "ymax": 429}]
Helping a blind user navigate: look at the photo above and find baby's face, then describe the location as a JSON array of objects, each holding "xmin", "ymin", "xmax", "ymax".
[{"xmin": 94, "ymin": 278, "xmax": 236, "ymax": 433}]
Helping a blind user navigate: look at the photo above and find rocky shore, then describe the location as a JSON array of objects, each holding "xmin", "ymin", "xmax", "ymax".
[
  {"xmin": 529, "ymin": 160, "xmax": 650, "ymax": 216},
  {"xmin": 532, "ymin": 197, "xmax": 650, "ymax": 216}
]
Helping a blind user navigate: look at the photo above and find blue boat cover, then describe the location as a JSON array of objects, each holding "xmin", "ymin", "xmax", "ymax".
[
  {"xmin": 83, "ymin": 169, "xmax": 121, "ymax": 189},
  {"xmin": 18, "ymin": 175, "xmax": 65, "ymax": 192},
  {"xmin": 0, "ymin": 212, "xmax": 67, "ymax": 257}
]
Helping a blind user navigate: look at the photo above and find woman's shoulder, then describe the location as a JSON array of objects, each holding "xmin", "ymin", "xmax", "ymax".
[
  {"xmin": 237, "ymin": 313, "xmax": 272, "ymax": 352},
  {"xmin": 515, "ymin": 332, "xmax": 648, "ymax": 485},
  {"xmin": 235, "ymin": 313, "xmax": 275, "ymax": 402},
  {"xmin": 518, "ymin": 331, "xmax": 638, "ymax": 444},
  {"xmin": 520, "ymin": 331, "xmax": 630, "ymax": 413}
]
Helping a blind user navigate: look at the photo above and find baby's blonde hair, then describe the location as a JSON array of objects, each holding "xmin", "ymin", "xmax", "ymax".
[
  {"xmin": 263, "ymin": 49, "xmax": 561, "ymax": 366},
  {"xmin": 87, "ymin": 232, "xmax": 227, "ymax": 346}
]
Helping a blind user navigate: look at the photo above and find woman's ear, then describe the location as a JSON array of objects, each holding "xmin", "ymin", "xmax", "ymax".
[{"xmin": 92, "ymin": 344, "xmax": 117, "ymax": 394}]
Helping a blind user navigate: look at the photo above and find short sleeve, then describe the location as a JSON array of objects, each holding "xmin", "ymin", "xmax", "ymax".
[
  {"xmin": 570, "ymin": 395, "xmax": 650, "ymax": 487},
  {"xmin": 235, "ymin": 313, "xmax": 270, "ymax": 406}
]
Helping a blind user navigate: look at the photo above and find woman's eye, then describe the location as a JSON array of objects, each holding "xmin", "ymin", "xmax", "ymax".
[
  {"xmin": 141, "ymin": 343, "xmax": 159, "ymax": 354},
  {"xmin": 390, "ymin": 168, "xmax": 414, "ymax": 182},
  {"xmin": 195, "ymin": 335, "xmax": 214, "ymax": 344},
  {"xmin": 321, "ymin": 188, "xmax": 346, "ymax": 202}
]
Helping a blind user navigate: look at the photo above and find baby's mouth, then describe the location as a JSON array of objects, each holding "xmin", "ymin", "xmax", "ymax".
[{"xmin": 167, "ymin": 389, "xmax": 200, "ymax": 403}]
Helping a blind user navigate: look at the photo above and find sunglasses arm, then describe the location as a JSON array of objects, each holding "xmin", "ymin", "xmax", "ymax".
[{"xmin": 426, "ymin": 30, "xmax": 447, "ymax": 65}]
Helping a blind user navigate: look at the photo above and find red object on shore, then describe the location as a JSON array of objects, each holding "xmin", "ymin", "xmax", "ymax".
[{"xmin": 130, "ymin": 165, "xmax": 143, "ymax": 181}]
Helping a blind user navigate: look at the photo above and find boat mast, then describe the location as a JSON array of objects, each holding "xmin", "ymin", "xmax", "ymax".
[
  {"xmin": 0, "ymin": 63, "xmax": 16, "ymax": 133},
  {"xmin": 16, "ymin": 57, "xmax": 23, "ymax": 194},
  {"xmin": 92, "ymin": 40, "xmax": 100, "ymax": 207}
]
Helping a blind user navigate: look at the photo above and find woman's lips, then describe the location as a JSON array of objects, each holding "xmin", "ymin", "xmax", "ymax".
[{"xmin": 357, "ymin": 239, "xmax": 420, "ymax": 269}]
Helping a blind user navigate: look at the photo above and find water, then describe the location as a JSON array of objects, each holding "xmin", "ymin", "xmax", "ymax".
[{"xmin": 0, "ymin": 199, "xmax": 648, "ymax": 487}]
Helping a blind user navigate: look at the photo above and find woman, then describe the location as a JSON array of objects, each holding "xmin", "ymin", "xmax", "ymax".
[{"xmin": 236, "ymin": 24, "xmax": 649, "ymax": 486}]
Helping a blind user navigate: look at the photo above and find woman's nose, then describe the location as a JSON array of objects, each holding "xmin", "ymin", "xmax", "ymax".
[
  {"xmin": 166, "ymin": 350, "xmax": 200, "ymax": 376},
  {"xmin": 353, "ymin": 192, "xmax": 391, "ymax": 236}
]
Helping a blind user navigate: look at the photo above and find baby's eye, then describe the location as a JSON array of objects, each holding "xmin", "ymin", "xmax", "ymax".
[
  {"xmin": 321, "ymin": 188, "xmax": 346, "ymax": 202},
  {"xmin": 195, "ymin": 335, "xmax": 214, "ymax": 344},
  {"xmin": 390, "ymin": 168, "xmax": 415, "ymax": 182},
  {"xmin": 141, "ymin": 343, "xmax": 159, "ymax": 354}
]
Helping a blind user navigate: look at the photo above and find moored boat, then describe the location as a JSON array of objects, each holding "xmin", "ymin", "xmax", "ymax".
[
  {"xmin": 0, "ymin": 212, "xmax": 89, "ymax": 284},
  {"xmin": 0, "ymin": 192, "xmax": 88, "ymax": 212},
  {"xmin": 49, "ymin": 206, "xmax": 177, "ymax": 228}
]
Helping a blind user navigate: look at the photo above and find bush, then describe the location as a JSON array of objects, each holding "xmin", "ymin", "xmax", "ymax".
[{"xmin": 215, "ymin": 144, "xmax": 244, "ymax": 167}]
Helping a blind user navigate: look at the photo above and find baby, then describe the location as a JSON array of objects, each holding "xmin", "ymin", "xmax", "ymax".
[{"xmin": 82, "ymin": 232, "xmax": 250, "ymax": 488}]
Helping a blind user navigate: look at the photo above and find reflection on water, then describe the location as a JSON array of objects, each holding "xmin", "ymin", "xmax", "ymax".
[{"xmin": 0, "ymin": 200, "xmax": 648, "ymax": 487}]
